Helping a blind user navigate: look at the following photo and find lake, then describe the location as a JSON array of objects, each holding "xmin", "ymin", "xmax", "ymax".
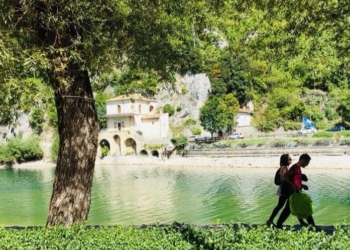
[{"xmin": 0, "ymin": 165, "xmax": 349, "ymax": 226}]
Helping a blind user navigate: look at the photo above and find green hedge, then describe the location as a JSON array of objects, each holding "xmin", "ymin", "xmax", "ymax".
[{"xmin": 0, "ymin": 225, "xmax": 349, "ymax": 249}]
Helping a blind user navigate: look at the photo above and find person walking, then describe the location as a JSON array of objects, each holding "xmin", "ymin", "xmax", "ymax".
[
  {"xmin": 275, "ymin": 153, "xmax": 316, "ymax": 229},
  {"xmin": 266, "ymin": 154, "xmax": 306, "ymax": 227}
]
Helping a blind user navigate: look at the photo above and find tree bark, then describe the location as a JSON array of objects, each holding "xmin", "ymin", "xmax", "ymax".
[{"xmin": 46, "ymin": 69, "xmax": 98, "ymax": 226}]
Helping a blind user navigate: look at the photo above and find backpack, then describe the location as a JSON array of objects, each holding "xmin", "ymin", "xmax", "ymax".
[{"xmin": 274, "ymin": 167, "xmax": 282, "ymax": 186}]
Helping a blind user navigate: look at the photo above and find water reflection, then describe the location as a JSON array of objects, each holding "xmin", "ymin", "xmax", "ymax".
[{"xmin": 0, "ymin": 165, "xmax": 349, "ymax": 226}]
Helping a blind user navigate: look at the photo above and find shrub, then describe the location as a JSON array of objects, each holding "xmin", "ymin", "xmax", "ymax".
[
  {"xmin": 171, "ymin": 135, "xmax": 188, "ymax": 151},
  {"xmin": 163, "ymin": 104, "xmax": 175, "ymax": 116},
  {"xmin": 29, "ymin": 107, "xmax": 44, "ymax": 134},
  {"xmin": 191, "ymin": 126, "xmax": 201, "ymax": 136},
  {"xmin": 237, "ymin": 142, "xmax": 249, "ymax": 148},
  {"xmin": 181, "ymin": 84, "xmax": 188, "ymax": 94},
  {"xmin": 272, "ymin": 141, "xmax": 287, "ymax": 148},
  {"xmin": 341, "ymin": 139, "xmax": 350, "ymax": 146},
  {"xmin": 313, "ymin": 139, "xmax": 331, "ymax": 146},
  {"xmin": 283, "ymin": 122, "xmax": 301, "ymax": 131},
  {"xmin": 184, "ymin": 118, "xmax": 196, "ymax": 126},
  {"xmin": 6, "ymin": 135, "xmax": 43, "ymax": 163},
  {"xmin": 101, "ymin": 145, "xmax": 110, "ymax": 157},
  {"xmin": 0, "ymin": 143, "xmax": 14, "ymax": 164},
  {"xmin": 176, "ymin": 106, "xmax": 182, "ymax": 112},
  {"xmin": 295, "ymin": 140, "xmax": 309, "ymax": 147}
]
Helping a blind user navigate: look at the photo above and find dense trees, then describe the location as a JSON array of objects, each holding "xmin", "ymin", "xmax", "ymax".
[{"xmin": 199, "ymin": 94, "xmax": 239, "ymax": 136}]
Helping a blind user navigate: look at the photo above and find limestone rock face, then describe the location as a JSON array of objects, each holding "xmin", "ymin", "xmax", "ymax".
[
  {"xmin": 156, "ymin": 73, "xmax": 211, "ymax": 136},
  {"xmin": 0, "ymin": 112, "xmax": 32, "ymax": 142}
]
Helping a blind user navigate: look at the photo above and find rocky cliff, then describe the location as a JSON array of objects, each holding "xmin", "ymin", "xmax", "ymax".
[{"xmin": 156, "ymin": 73, "xmax": 212, "ymax": 137}]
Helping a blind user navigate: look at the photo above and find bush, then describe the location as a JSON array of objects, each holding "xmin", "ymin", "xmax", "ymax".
[
  {"xmin": 181, "ymin": 84, "xmax": 188, "ymax": 94},
  {"xmin": 184, "ymin": 118, "xmax": 196, "ymax": 126},
  {"xmin": 5, "ymin": 135, "xmax": 43, "ymax": 163},
  {"xmin": 341, "ymin": 139, "xmax": 350, "ymax": 146},
  {"xmin": 0, "ymin": 143, "xmax": 14, "ymax": 164},
  {"xmin": 313, "ymin": 139, "xmax": 332, "ymax": 146},
  {"xmin": 163, "ymin": 104, "xmax": 175, "ymax": 116},
  {"xmin": 101, "ymin": 145, "xmax": 110, "ymax": 158},
  {"xmin": 171, "ymin": 135, "xmax": 188, "ymax": 151},
  {"xmin": 283, "ymin": 121, "xmax": 301, "ymax": 131},
  {"xmin": 191, "ymin": 126, "xmax": 201, "ymax": 136},
  {"xmin": 237, "ymin": 142, "xmax": 250, "ymax": 148},
  {"xmin": 272, "ymin": 141, "xmax": 287, "ymax": 148},
  {"xmin": 295, "ymin": 139, "xmax": 309, "ymax": 147},
  {"xmin": 29, "ymin": 107, "xmax": 44, "ymax": 134}
]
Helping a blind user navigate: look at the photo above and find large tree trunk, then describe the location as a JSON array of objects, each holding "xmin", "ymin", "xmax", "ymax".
[{"xmin": 46, "ymin": 69, "xmax": 98, "ymax": 226}]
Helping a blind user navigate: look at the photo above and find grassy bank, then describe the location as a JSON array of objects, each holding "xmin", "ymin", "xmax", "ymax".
[{"xmin": 1, "ymin": 224, "xmax": 349, "ymax": 249}]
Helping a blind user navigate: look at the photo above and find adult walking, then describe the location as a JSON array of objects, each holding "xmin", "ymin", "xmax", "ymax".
[
  {"xmin": 275, "ymin": 153, "xmax": 316, "ymax": 229},
  {"xmin": 266, "ymin": 154, "xmax": 306, "ymax": 227}
]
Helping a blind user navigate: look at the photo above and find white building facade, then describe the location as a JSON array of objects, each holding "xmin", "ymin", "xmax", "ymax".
[{"xmin": 98, "ymin": 94, "xmax": 171, "ymax": 158}]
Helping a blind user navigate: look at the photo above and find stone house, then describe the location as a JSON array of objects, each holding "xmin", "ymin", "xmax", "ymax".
[
  {"xmin": 98, "ymin": 94, "xmax": 171, "ymax": 158},
  {"xmin": 236, "ymin": 108, "xmax": 252, "ymax": 127}
]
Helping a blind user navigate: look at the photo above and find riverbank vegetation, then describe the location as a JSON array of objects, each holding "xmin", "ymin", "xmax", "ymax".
[
  {"xmin": 0, "ymin": 224, "xmax": 349, "ymax": 249},
  {"xmin": 0, "ymin": 135, "xmax": 43, "ymax": 165}
]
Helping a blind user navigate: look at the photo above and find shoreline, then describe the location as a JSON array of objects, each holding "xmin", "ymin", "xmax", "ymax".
[{"xmin": 2, "ymin": 154, "xmax": 350, "ymax": 169}]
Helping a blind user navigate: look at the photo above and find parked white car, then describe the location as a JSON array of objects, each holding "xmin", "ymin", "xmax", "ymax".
[
  {"xmin": 188, "ymin": 135, "xmax": 199, "ymax": 142},
  {"xmin": 228, "ymin": 132, "xmax": 244, "ymax": 139},
  {"xmin": 297, "ymin": 127, "xmax": 317, "ymax": 135}
]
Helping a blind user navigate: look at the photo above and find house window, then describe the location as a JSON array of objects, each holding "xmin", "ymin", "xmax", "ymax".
[
  {"xmin": 139, "ymin": 104, "xmax": 142, "ymax": 113},
  {"xmin": 117, "ymin": 105, "xmax": 121, "ymax": 114},
  {"xmin": 149, "ymin": 105, "xmax": 154, "ymax": 113}
]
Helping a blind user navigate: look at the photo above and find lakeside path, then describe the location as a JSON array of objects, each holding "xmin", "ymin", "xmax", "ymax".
[
  {"xmin": 2, "ymin": 154, "xmax": 350, "ymax": 169},
  {"xmin": 96, "ymin": 154, "xmax": 350, "ymax": 169}
]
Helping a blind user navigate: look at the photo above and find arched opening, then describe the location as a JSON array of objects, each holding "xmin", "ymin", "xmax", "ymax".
[
  {"xmin": 140, "ymin": 149, "xmax": 148, "ymax": 156},
  {"xmin": 151, "ymin": 150, "xmax": 159, "ymax": 158},
  {"xmin": 99, "ymin": 139, "xmax": 110, "ymax": 158},
  {"xmin": 113, "ymin": 135, "xmax": 121, "ymax": 156},
  {"xmin": 125, "ymin": 138, "xmax": 137, "ymax": 156},
  {"xmin": 117, "ymin": 105, "xmax": 121, "ymax": 113},
  {"xmin": 149, "ymin": 105, "xmax": 154, "ymax": 113}
]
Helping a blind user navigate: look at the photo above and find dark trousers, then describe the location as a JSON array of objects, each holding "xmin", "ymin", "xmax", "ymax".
[
  {"xmin": 276, "ymin": 199, "xmax": 315, "ymax": 227},
  {"xmin": 269, "ymin": 196, "xmax": 307, "ymax": 225},
  {"xmin": 268, "ymin": 196, "xmax": 287, "ymax": 222}
]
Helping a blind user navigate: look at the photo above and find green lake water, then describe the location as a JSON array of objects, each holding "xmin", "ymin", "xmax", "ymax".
[{"xmin": 0, "ymin": 165, "xmax": 349, "ymax": 226}]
